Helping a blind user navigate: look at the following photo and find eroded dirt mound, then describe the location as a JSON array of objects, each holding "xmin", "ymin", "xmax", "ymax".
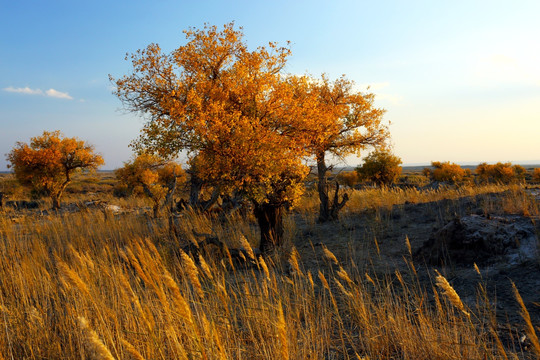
[{"xmin": 414, "ymin": 214, "xmax": 538, "ymax": 266}]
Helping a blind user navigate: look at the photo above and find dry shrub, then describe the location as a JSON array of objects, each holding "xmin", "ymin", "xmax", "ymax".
[
  {"xmin": 476, "ymin": 162, "xmax": 525, "ymax": 184},
  {"xmin": 424, "ymin": 161, "xmax": 469, "ymax": 183},
  {"xmin": 533, "ymin": 168, "xmax": 540, "ymax": 183}
]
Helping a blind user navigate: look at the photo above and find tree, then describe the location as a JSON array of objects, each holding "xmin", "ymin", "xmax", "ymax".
[
  {"xmin": 6, "ymin": 131, "xmax": 104, "ymax": 209},
  {"xmin": 111, "ymin": 23, "xmax": 309, "ymax": 252},
  {"xmin": 424, "ymin": 161, "xmax": 468, "ymax": 183},
  {"xmin": 293, "ymin": 75, "xmax": 387, "ymax": 222},
  {"xmin": 115, "ymin": 154, "xmax": 185, "ymax": 218},
  {"xmin": 356, "ymin": 148, "xmax": 402, "ymax": 186}
]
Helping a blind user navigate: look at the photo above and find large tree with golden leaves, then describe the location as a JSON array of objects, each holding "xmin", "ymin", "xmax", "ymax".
[
  {"xmin": 6, "ymin": 131, "xmax": 104, "ymax": 209},
  {"xmin": 111, "ymin": 23, "xmax": 309, "ymax": 252}
]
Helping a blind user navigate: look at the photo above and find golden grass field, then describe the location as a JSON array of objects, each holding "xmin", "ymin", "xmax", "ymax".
[{"xmin": 0, "ymin": 172, "xmax": 539, "ymax": 359}]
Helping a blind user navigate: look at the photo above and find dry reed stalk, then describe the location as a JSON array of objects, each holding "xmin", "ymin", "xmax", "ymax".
[
  {"xmin": 489, "ymin": 327, "xmax": 509, "ymax": 360},
  {"xmin": 473, "ymin": 263, "xmax": 481, "ymax": 276},
  {"xmin": 276, "ymin": 301, "xmax": 289, "ymax": 360},
  {"xmin": 198, "ymin": 254, "xmax": 213, "ymax": 279},
  {"xmin": 120, "ymin": 338, "xmax": 146, "ymax": 360},
  {"xmin": 336, "ymin": 266, "xmax": 353, "ymax": 286},
  {"xmin": 318, "ymin": 271, "xmax": 330, "ymax": 290},
  {"xmin": 435, "ymin": 271, "xmax": 470, "ymax": 318},
  {"xmin": 57, "ymin": 260, "xmax": 91, "ymax": 296},
  {"xmin": 116, "ymin": 272, "xmax": 153, "ymax": 332},
  {"xmin": 365, "ymin": 273, "xmax": 376, "ymax": 286},
  {"xmin": 405, "ymin": 236, "xmax": 412, "ymax": 256},
  {"xmin": 78, "ymin": 316, "xmax": 116, "ymax": 360},
  {"xmin": 162, "ymin": 272, "xmax": 194, "ymax": 325},
  {"xmin": 334, "ymin": 278, "xmax": 353, "ymax": 298},
  {"xmin": 238, "ymin": 234, "xmax": 255, "ymax": 260},
  {"xmin": 209, "ymin": 317, "xmax": 227, "ymax": 360},
  {"xmin": 179, "ymin": 249, "xmax": 204, "ymax": 298},
  {"xmin": 259, "ymin": 256, "xmax": 271, "ymax": 282},
  {"xmin": 306, "ymin": 271, "xmax": 315, "ymax": 290},
  {"xmin": 165, "ymin": 325, "xmax": 189, "ymax": 360},
  {"xmin": 512, "ymin": 281, "xmax": 540, "ymax": 357},
  {"xmin": 322, "ymin": 246, "xmax": 338, "ymax": 265},
  {"xmin": 288, "ymin": 247, "xmax": 302, "ymax": 275}
]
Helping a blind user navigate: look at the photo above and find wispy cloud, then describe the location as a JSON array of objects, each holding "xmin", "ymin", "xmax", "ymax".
[
  {"xmin": 3, "ymin": 86, "xmax": 73, "ymax": 100},
  {"xmin": 3, "ymin": 86, "xmax": 44, "ymax": 95},
  {"xmin": 44, "ymin": 88, "xmax": 73, "ymax": 99}
]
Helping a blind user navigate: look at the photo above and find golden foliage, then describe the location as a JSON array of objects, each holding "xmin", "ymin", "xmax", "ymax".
[
  {"xmin": 476, "ymin": 162, "xmax": 524, "ymax": 184},
  {"xmin": 356, "ymin": 148, "xmax": 402, "ymax": 186},
  {"xmin": 425, "ymin": 161, "xmax": 469, "ymax": 183},
  {"xmin": 112, "ymin": 23, "xmax": 307, "ymax": 208},
  {"xmin": 293, "ymin": 74, "xmax": 387, "ymax": 160},
  {"xmin": 6, "ymin": 130, "xmax": 103, "ymax": 208},
  {"xmin": 115, "ymin": 153, "xmax": 185, "ymax": 216},
  {"xmin": 533, "ymin": 168, "xmax": 540, "ymax": 183}
]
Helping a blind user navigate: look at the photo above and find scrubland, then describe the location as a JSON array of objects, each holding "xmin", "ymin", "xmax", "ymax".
[{"xmin": 0, "ymin": 173, "xmax": 539, "ymax": 359}]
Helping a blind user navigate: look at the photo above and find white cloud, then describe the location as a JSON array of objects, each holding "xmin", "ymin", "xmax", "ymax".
[
  {"xmin": 3, "ymin": 86, "xmax": 43, "ymax": 95},
  {"xmin": 45, "ymin": 88, "xmax": 73, "ymax": 100},
  {"xmin": 3, "ymin": 86, "xmax": 73, "ymax": 99}
]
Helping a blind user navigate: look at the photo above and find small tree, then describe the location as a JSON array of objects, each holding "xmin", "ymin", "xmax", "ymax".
[
  {"xmin": 6, "ymin": 131, "xmax": 104, "ymax": 209},
  {"xmin": 294, "ymin": 75, "xmax": 387, "ymax": 222},
  {"xmin": 533, "ymin": 168, "xmax": 540, "ymax": 183},
  {"xmin": 425, "ymin": 161, "xmax": 468, "ymax": 183},
  {"xmin": 115, "ymin": 154, "xmax": 185, "ymax": 218},
  {"xmin": 356, "ymin": 149, "xmax": 402, "ymax": 186}
]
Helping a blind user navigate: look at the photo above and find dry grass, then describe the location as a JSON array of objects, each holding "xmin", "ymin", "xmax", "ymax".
[{"xmin": 0, "ymin": 182, "xmax": 537, "ymax": 359}]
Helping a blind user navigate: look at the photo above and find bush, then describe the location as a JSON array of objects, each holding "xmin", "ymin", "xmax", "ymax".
[
  {"xmin": 356, "ymin": 149, "xmax": 402, "ymax": 186},
  {"xmin": 424, "ymin": 161, "xmax": 469, "ymax": 183},
  {"xmin": 476, "ymin": 162, "xmax": 524, "ymax": 184},
  {"xmin": 336, "ymin": 171, "xmax": 359, "ymax": 188},
  {"xmin": 533, "ymin": 168, "xmax": 540, "ymax": 183}
]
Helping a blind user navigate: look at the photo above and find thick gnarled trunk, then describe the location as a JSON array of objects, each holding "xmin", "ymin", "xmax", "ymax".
[
  {"xmin": 254, "ymin": 202, "xmax": 284, "ymax": 254},
  {"xmin": 51, "ymin": 177, "xmax": 71, "ymax": 210},
  {"xmin": 317, "ymin": 152, "xmax": 349, "ymax": 222},
  {"xmin": 188, "ymin": 169, "xmax": 220, "ymax": 212}
]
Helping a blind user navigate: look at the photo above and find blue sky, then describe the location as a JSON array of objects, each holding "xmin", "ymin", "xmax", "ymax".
[{"xmin": 1, "ymin": 0, "xmax": 539, "ymax": 170}]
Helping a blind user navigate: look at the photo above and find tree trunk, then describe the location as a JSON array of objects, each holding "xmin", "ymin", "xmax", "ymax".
[
  {"xmin": 254, "ymin": 202, "xmax": 284, "ymax": 254},
  {"xmin": 189, "ymin": 170, "xmax": 204, "ymax": 206},
  {"xmin": 153, "ymin": 202, "xmax": 160, "ymax": 219},
  {"xmin": 0, "ymin": 192, "xmax": 4, "ymax": 208},
  {"xmin": 317, "ymin": 152, "xmax": 330, "ymax": 222},
  {"xmin": 163, "ymin": 173, "xmax": 178, "ymax": 210},
  {"xmin": 188, "ymin": 170, "xmax": 220, "ymax": 212},
  {"xmin": 51, "ymin": 177, "xmax": 70, "ymax": 210},
  {"xmin": 51, "ymin": 194, "xmax": 61, "ymax": 210},
  {"xmin": 317, "ymin": 152, "xmax": 349, "ymax": 222}
]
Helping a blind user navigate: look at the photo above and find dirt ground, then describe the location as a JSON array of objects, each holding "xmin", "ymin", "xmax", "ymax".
[{"xmin": 293, "ymin": 192, "xmax": 540, "ymax": 348}]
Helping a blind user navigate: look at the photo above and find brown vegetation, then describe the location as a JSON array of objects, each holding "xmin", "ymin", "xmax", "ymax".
[
  {"xmin": 423, "ymin": 161, "xmax": 470, "ymax": 183},
  {"xmin": 476, "ymin": 162, "xmax": 526, "ymax": 184},
  {"xmin": 0, "ymin": 172, "xmax": 539, "ymax": 359}
]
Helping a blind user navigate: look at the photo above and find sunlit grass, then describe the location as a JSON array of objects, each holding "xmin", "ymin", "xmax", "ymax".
[{"xmin": 0, "ymin": 182, "xmax": 538, "ymax": 359}]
